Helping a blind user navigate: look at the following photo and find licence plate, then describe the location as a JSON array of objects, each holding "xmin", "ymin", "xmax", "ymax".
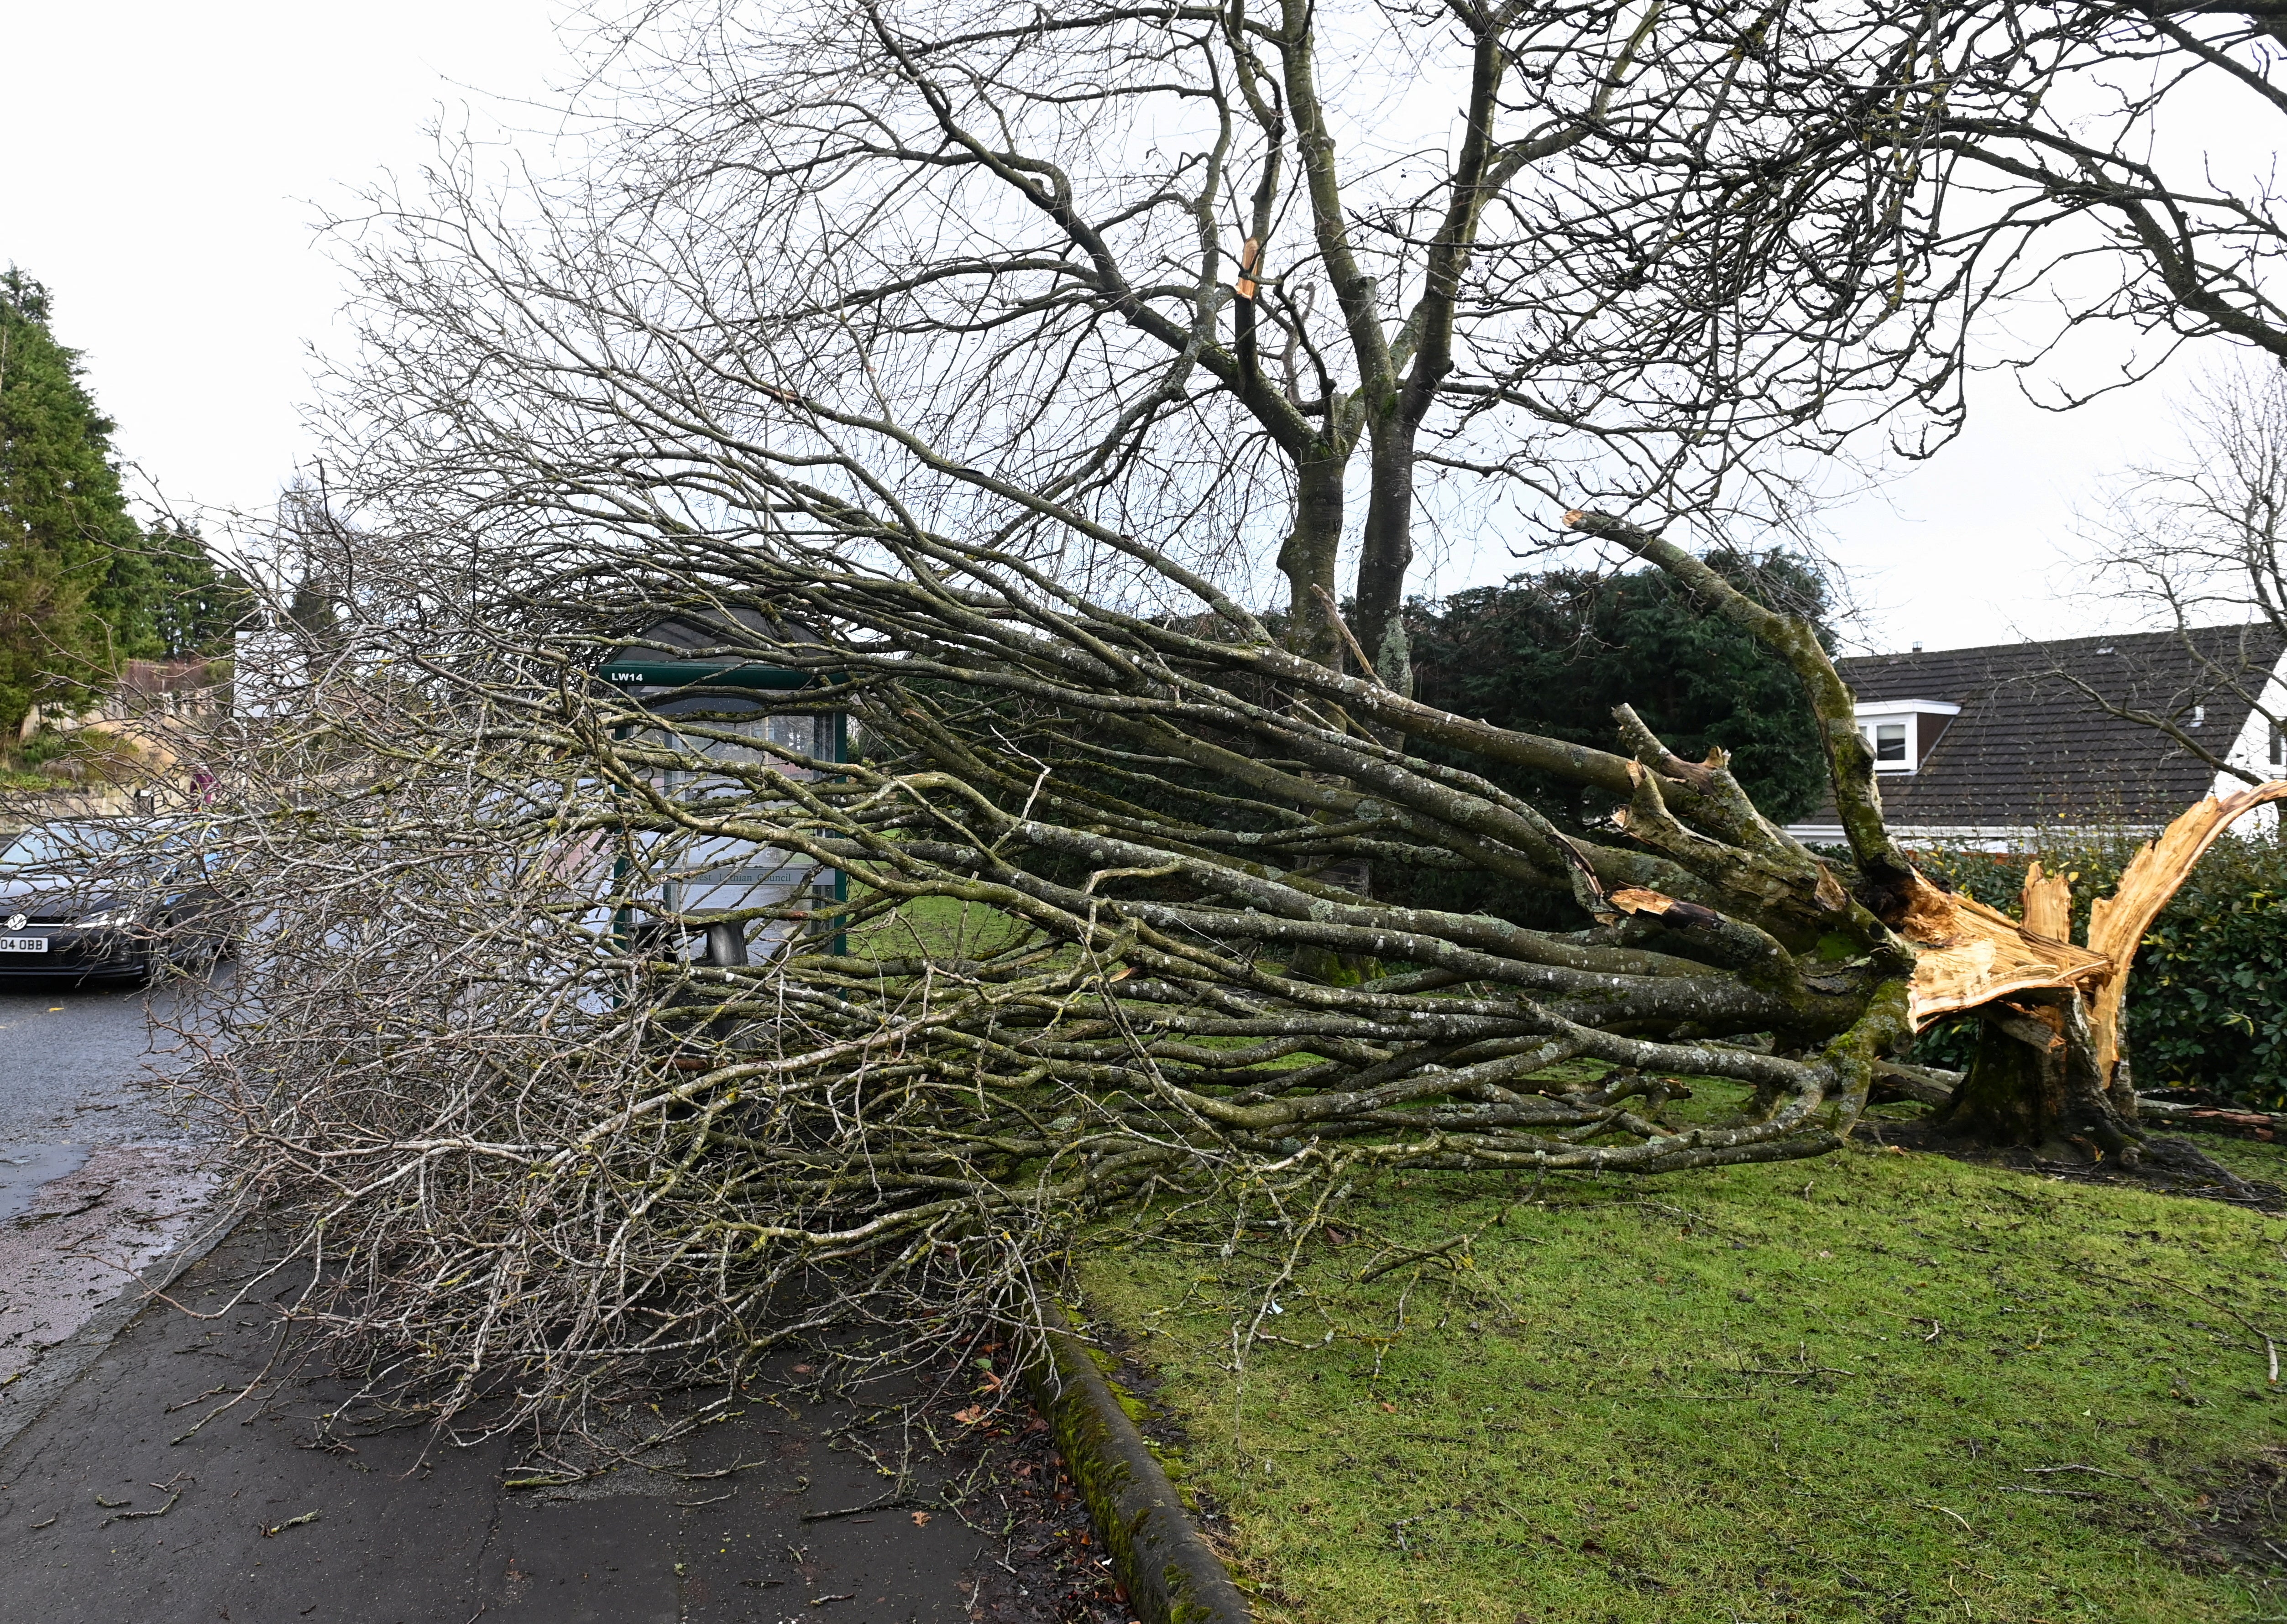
[{"xmin": 0, "ymin": 937, "xmax": 48, "ymax": 953}]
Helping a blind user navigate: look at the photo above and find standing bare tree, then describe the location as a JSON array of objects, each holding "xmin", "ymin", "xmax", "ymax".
[{"xmin": 508, "ymin": 0, "xmax": 1987, "ymax": 692}]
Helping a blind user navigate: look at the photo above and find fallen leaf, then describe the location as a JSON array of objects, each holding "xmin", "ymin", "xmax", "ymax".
[
  {"xmin": 1378, "ymin": 1401, "xmax": 1398, "ymax": 1413},
  {"xmin": 791, "ymin": 1364, "xmax": 814, "ymax": 1374},
  {"xmin": 910, "ymin": 1510, "xmax": 932, "ymax": 1526},
  {"xmin": 953, "ymin": 1405, "xmax": 987, "ymax": 1426}
]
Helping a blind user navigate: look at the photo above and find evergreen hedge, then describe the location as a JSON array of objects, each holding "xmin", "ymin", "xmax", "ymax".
[{"xmin": 1909, "ymin": 833, "xmax": 2287, "ymax": 1108}]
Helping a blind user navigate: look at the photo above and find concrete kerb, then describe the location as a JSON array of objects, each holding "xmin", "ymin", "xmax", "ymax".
[
  {"xmin": 1024, "ymin": 1297, "xmax": 1253, "ymax": 1624},
  {"xmin": 0, "ymin": 1191, "xmax": 251, "ymax": 1457}
]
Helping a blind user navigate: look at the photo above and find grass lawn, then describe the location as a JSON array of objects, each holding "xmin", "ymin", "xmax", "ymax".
[{"xmin": 1076, "ymin": 1097, "xmax": 2287, "ymax": 1623}]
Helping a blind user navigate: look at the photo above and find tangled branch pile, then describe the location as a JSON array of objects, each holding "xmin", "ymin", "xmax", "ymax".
[
  {"xmin": 130, "ymin": 0, "xmax": 2287, "ymax": 1428},
  {"xmin": 171, "ymin": 502, "xmax": 1923, "ymax": 1432}
]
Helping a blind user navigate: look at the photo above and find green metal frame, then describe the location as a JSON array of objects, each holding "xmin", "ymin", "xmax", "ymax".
[{"xmin": 602, "ymin": 661, "xmax": 819, "ymax": 690}]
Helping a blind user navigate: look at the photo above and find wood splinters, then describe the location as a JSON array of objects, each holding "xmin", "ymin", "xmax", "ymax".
[
  {"xmin": 1606, "ymin": 888, "xmax": 1724, "ymax": 929},
  {"xmin": 1902, "ymin": 881, "xmax": 2110, "ymax": 1029},
  {"xmin": 2085, "ymin": 780, "xmax": 2287, "ymax": 1071}
]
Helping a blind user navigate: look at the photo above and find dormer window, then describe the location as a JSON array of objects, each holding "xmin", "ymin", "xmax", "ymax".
[{"xmin": 1855, "ymin": 699, "xmax": 1961, "ymax": 773}]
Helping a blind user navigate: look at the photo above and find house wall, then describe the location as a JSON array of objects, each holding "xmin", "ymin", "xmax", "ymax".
[{"xmin": 2208, "ymin": 650, "xmax": 2287, "ymax": 836}]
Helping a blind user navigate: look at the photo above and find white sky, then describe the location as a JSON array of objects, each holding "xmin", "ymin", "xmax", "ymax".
[
  {"xmin": 0, "ymin": 1, "xmax": 566, "ymax": 531},
  {"xmin": 0, "ymin": 2, "xmax": 2248, "ymax": 658}
]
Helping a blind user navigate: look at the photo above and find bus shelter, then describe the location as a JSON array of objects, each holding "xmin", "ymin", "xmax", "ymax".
[{"xmin": 603, "ymin": 613, "xmax": 847, "ymax": 966}]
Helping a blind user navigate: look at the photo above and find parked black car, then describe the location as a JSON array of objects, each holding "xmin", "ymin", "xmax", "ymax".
[{"xmin": 0, "ymin": 820, "xmax": 236, "ymax": 985}]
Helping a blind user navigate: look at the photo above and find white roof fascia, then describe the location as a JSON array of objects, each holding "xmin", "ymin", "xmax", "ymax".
[
  {"xmin": 1852, "ymin": 699, "xmax": 1961, "ymax": 717},
  {"xmin": 1782, "ymin": 821, "xmax": 2169, "ymax": 847}
]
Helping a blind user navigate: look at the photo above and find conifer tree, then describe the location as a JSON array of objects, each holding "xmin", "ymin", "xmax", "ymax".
[
  {"xmin": 0, "ymin": 271, "xmax": 246, "ymax": 736},
  {"xmin": 0, "ymin": 269, "xmax": 142, "ymax": 731}
]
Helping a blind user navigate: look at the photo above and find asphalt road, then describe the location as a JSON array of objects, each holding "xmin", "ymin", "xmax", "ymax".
[
  {"xmin": 0, "ymin": 968, "xmax": 221, "ymax": 1149},
  {"xmin": 0, "ymin": 968, "xmax": 230, "ymax": 1404}
]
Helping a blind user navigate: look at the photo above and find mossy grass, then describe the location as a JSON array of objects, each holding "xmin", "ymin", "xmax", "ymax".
[{"xmin": 1076, "ymin": 1094, "xmax": 2287, "ymax": 1623}]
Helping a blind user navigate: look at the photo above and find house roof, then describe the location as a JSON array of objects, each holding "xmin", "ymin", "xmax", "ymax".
[{"xmin": 1799, "ymin": 624, "xmax": 2286, "ymax": 832}]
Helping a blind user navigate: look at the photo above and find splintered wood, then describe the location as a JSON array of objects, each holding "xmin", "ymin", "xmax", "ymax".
[
  {"xmin": 2083, "ymin": 780, "xmax": 2287, "ymax": 1072},
  {"xmin": 1902, "ymin": 781, "xmax": 2287, "ymax": 1050},
  {"xmin": 2019, "ymin": 861, "xmax": 2072, "ymax": 943},
  {"xmin": 1901, "ymin": 877, "xmax": 2110, "ymax": 1029}
]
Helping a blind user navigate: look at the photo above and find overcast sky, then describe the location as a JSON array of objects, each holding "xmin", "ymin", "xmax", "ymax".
[{"xmin": 0, "ymin": 2, "xmax": 2239, "ymax": 657}]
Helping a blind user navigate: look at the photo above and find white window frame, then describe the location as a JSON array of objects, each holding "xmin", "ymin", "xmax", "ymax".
[{"xmin": 1853, "ymin": 700, "xmax": 1961, "ymax": 774}]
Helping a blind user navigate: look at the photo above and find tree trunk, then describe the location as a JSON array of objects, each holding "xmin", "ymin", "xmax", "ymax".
[
  {"xmin": 1353, "ymin": 428, "xmax": 1416, "ymax": 697},
  {"xmin": 1278, "ymin": 454, "xmax": 1380, "ymax": 983},
  {"xmin": 1925, "ymin": 786, "xmax": 2287, "ymax": 1158},
  {"xmin": 1936, "ymin": 990, "xmax": 2143, "ymax": 1163},
  {"xmin": 1279, "ymin": 457, "xmax": 1348, "ymax": 674}
]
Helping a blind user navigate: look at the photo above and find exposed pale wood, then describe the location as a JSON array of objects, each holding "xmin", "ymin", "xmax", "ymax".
[
  {"xmin": 1904, "ymin": 877, "xmax": 2111, "ymax": 1029},
  {"xmin": 2085, "ymin": 780, "xmax": 2287, "ymax": 1075},
  {"xmin": 2020, "ymin": 861, "xmax": 2073, "ymax": 943}
]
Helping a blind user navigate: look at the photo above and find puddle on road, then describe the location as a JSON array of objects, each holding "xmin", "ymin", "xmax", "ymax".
[{"xmin": 0, "ymin": 1144, "xmax": 91, "ymax": 1221}]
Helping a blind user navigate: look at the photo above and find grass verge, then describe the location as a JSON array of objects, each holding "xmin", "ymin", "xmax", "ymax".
[{"xmin": 1076, "ymin": 1103, "xmax": 2287, "ymax": 1623}]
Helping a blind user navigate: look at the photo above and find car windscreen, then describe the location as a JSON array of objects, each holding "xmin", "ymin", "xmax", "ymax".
[{"xmin": 0, "ymin": 825, "xmax": 128, "ymax": 870}]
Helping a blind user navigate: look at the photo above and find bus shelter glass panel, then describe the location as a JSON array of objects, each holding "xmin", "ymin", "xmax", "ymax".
[{"xmin": 632, "ymin": 704, "xmax": 840, "ymax": 963}]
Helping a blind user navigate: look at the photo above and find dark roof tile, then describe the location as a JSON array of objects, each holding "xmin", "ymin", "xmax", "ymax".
[{"xmin": 1796, "ymin": 624, "xmax": 2284, "ymax": 829}]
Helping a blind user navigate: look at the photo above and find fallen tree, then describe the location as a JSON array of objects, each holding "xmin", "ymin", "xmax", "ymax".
[
  {"xmin": 136, "ymin": 0, "xmax": 2287, "ymax": 1433},
  {"xmin": 170, "ymin": 487, "xmax": 2149, "ymax": 1431}
]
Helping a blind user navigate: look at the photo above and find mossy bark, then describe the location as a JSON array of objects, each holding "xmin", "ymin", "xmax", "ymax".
[{"xmin": 1937, "ymin": 992, "xmax": 2144, "ymax": 1163}]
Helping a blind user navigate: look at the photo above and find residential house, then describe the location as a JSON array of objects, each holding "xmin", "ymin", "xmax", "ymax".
[{"xmin": 1782, "ymin": 625, "xmax": 2287, "ymax": 849}]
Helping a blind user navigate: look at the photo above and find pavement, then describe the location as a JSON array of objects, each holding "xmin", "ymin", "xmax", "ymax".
[
  {"xmin": 0, "ymin": 1217, "xmax": 999, "ymax": 1623},
  {"xmin": 0, "ymin": 974, "xmax": 1126, "ymax": 1624},
  {"xmin": 0, "ymin": 971, "xmax": 225, "ymax": 1402}
]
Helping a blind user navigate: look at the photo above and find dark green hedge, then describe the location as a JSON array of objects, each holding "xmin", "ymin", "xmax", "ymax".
[{"xmin": 1908, "ymin": 834, "xmax": 2287, "ymax": 1109}]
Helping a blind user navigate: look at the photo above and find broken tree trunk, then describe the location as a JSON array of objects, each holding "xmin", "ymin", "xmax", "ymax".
[
  {"xmin": 1909, "ymin": 781, "xmax": 2287, "ymax": 1157},
  {"xmin": 1898, "ymin": 878, "xmax": 2111, "ymax": 1029},
  {"xmin": 2085, "ymin": 781, "xmax": 2287, "ymax": 1081}
]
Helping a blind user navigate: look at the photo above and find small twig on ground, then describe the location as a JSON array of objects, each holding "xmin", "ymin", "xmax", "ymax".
[
  {"xmin": 800, "ymin": 1495, "xmax": 913, "ymax": 1522},
  {"xmin": 104, "ymin": 1473, "xmax": 192, "ymax": 1526},
  {"xmin": 673, "ymin": 1457, "xmax": 766, "ymax": 1480},
  {"xmin": 1360, "ymin": 1234, "xmax": 1470, "ymax": 1284},
  {"xmin": 170, "ymin": 1334, "xmax": 289, "ymax": 1446},
  {"xmin": 262, "ymin": 1509, "xmax": 320, "ymax": 1536},
  {"xmin": 1919, "ymin": 1502, "xmax": 1974, "ymax": 1536}
]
